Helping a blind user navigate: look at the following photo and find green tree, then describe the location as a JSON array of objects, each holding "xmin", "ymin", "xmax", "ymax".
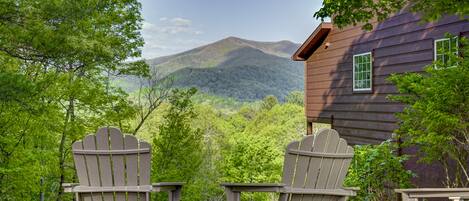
[
  {"xmin": 285, "ymin": 91, "xmax": 304, "ymax": 106},
  {"xmin": 0, "ymin": 0, "xmax": 148, "ymax": 200},
  {"xmin": 314, "ymin": 0, "xmax": 469, "ymax": 30},
  {"xmin": 388, "ymin": 37, "xmax": 469, "ymax": 187},
  {"xmin": 261, "ymin": 95, "xmax": 279, "ymax": 110},
  {"xmin": 344, "ymin": 142, "xmax": 414, "ymax": 201},
  {"xmin": 219, "ymin": 133, "xmax": 283, "ymax": 201},
  {"xmin": 152, "ymin": 88, "xmax": 204, "ymax": 201}
]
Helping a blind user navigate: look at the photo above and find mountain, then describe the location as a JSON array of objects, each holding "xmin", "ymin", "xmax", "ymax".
[{"xmin": 132, "ymin": 37, "xmax": 304, "ymax": 101}]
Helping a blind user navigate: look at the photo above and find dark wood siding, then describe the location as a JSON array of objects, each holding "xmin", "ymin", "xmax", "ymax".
[{"xmin": 305, "ymin": 12, "xmax": 469, "ymax": 145}]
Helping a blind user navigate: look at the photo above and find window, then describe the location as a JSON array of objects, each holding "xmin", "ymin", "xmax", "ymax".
[
  {"xmin": 434, "ymin": 37, "xmax": 459, "ymax": 67},
  {"xmin": 353, "ymin": 52, "xmax": 372, "ymax": 91}
]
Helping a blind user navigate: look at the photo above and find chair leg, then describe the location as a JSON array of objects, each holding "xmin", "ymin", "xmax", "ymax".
[
  {"xmin": 278, "ymin": 193, "xmax": 288, "ymax": 201},
  {"xmin": 168, "ymin": 186, "xmax": 182, "ymax": 201},
  {"xmin": 224, "ymin": 188, "xmax": 241, "ymax": 201},
  {"xmin": 74, "ymin": 193, "xmax": 81, "ymax": 201}
]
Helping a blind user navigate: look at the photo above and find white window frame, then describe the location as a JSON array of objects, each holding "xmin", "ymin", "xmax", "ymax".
[
  {"xmin": 434, "ymin": 37, "xmax": 459, "ymax": 68},
  {"xmin": 353, "ymin": 52, "xmax": 373, "ymax": 92}
]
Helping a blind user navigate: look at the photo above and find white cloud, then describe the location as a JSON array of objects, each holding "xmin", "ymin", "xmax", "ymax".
[
  {"xmin": 170, "ymin": 17, "xmax": 192, "ymax": 27},
  {"xmin": 143, "ymin": 17, "xmax": 200, "ymax": 35},
  {"xmin": 140, "ymin": 19, "xmax": 206, "ymax": 59}
]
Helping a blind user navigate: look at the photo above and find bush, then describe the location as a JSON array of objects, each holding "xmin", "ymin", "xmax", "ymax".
[{"xmin": 344, "ymin": 141, "xmax": 414, "ymax": 201}]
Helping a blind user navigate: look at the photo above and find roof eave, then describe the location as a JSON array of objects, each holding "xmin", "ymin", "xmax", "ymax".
[{"xmin": 292, "ymin": 22, "xmax": 332, "ymax": 61}]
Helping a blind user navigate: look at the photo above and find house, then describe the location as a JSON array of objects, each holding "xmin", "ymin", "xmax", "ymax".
[
  {"xmin": 292, "ymin": 10, "xmax": 468, "ymax": 186},
  {"xmin": 292, "ymin": 11, "xmax": 468, "ymax": 145}
]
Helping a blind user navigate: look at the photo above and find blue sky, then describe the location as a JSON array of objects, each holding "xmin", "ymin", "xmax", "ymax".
[{"xmin": 139, "ymin": 0, "xmax": 323, "ymax": 59}]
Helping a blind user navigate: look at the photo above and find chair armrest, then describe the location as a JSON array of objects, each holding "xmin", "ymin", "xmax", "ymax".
[
  {"xmin": 221, "ymin": 183, "xmax": 286, "ymax": 192},
  {"xmin": 62, "ymin": 185, "xmax": 153, "ymax": 193},
  {"xmin": 394, "ymin": 188, "xmax": 469, "ymax": 193},
  {"xmin": 395, "ymin": 188, "xmax": 469, "ymax": 199},
  {"xmin": 343, "ymin": 187, "xmax": 360, "ymax": 191},
  {"xmin": 284, "ymin": 187, "xmax": 358, "ymax": 196},
  {"xmin": 152, "ymin": 182, "xmax": 185, "ymax": 192},
  {"xmin": 62, "ymin": 183, "xmax": 79, "ymax": 192}
]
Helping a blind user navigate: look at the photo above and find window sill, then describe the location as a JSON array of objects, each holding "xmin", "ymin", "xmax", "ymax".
[{"xmin": 352, "ymin": 89, "xmax": 373, "ymax": 94}]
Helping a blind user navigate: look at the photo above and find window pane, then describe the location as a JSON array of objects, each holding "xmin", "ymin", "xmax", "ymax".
[
  {"xmin": 443, "ymin": 55, "xmax": 449, "ymax": 64},
  {"xmin": 445, "ymin": 40, "xmax": 450, "ymax": 51},
  {"xmin": 436, "ymin": 40, "xmax": 444, "ymax": 54},
  {"xmin": 353, "ymin": 53, "xmax": 372, "ymax": 90}
]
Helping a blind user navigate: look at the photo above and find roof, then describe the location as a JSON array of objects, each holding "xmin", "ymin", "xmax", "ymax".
[{"xmin": 292, "ymin": 22, "xmax": 332, "ymax": 61}]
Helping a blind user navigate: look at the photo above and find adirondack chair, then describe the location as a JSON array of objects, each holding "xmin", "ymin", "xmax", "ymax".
[
  {"xmin": 395, "ymin": 188, "xmax": 469, "ymax": 201},
  {"xmin": 221, "ymin": 128, "xmax": 359, "ymax": 201},
  {"xmin": 63, "ymin": 127, "xmax": 184, "ymax": 201}
]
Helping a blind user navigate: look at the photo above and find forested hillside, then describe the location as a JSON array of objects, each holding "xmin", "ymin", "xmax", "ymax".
[
  {"xmin": 134, "ymin": 91, "xmax": 307, "ymax": 201},
  {"xmin": 120, "ymin": 37, "xmax": 304, "ymax": 101},
  {"xmin": 169, "ymin": 46, "xmax": 304, "ymax": 100}
]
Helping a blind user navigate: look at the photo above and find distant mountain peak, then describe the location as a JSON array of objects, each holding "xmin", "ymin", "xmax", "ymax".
[
  {"xmin": 222, "ymin": 36, "xmax": 243, "ymax": 41},
  {"xmin": 217, "ymin": 36, "xmax": 297, "ymax": 48},
  {"xmin": 146, "ymin": 37, "xmax": 301, "ymax": 76},
  {"xmin": 120, "ymin": 37, "xmax": 304, "ymax": 100}
]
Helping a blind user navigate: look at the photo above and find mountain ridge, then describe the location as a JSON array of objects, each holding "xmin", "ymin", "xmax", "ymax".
[
  {"xmin": 120, "ymin": 36, "xmax": 305, "ymax": 101},
  {"xmin": 147, "ymin": 36, "xmax": 300, "ymax": 76}
]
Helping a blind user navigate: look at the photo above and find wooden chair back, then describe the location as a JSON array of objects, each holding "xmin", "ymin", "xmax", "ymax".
[
  {"xmin": 281, "ymin": 128, "xmax": 354, "ymax": 201},
  {"xmin": 72, "ymin": 127, "xmax": 151, "ymax": 201}
]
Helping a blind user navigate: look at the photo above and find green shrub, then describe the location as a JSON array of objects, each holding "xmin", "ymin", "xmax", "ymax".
[
  {"xmin": 388, "ymin": 35, "xmax": 469, "ymax": 187},
  {"xmin": 344, "ymin": 141, "xmax": 414, "ymax": 201}
]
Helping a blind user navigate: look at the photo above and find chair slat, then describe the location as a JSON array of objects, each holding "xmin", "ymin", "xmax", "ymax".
[
  {"xmin": 124, "ymin": 135, "xmax": 139, "ymax": 201},
  {"xmin": 290, "ymin": 135, "xmax": 315, "ymax": 201},
  {"xmin": 96, "ymin": 128, "xmax": 114, "ymax": 200},
  {"xmin": 302, "ymin": 129, "xmax": 330, "ymax": 201},
  {"xmin": 282, "ymin": 141, "xmax": 300, "ymax": 186},
  {"xmin": 326, "ymin": 139, "xmax": 347, "ymax": 189},
  {"xmin": 282, "ymin": 141, "xmax": 300, "ymax": 201},
  {"xmin": 312, "ymin": 129, "xmax": 340, "ymax": 201},
  {"xmin": 139, "ymin": 141, "xmax": 151, "ymax": 200},
  {"xmin": 72, "ymin": 141, "xmax": 89, "ymax": 186},
  {"xmin": 83, "ymin": 134, "xmax": 103, "ymax": 201},
  {"xmin": 72, "ymin": 141, "xmax": 93, "ymax": 201},
  {"xmin": 96, "ymin": 128, "xmax": 113, "ymax": 186},
  {"xmin": 335, "ymin": 146, "xmax": 354, "ymax": 188},
  {"xmin": 110, "ymin": 129, "xmax": 126, "ymax": 201},
  {"xmin": 139, "ymin": 141, "xmax": 151, "ymax": 185},
  {"xmin": 322, "ymin": 137, "xmax": 348, "ymax": 201}
]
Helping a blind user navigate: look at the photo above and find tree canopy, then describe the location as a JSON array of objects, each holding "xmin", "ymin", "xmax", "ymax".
[
  {"xmin": 314, "ymin": 0, "xmax": 469, "ymax": 30},
  {"xmin": 0, "ymin": 0, "xmax": 150, "ymax": 200}
]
